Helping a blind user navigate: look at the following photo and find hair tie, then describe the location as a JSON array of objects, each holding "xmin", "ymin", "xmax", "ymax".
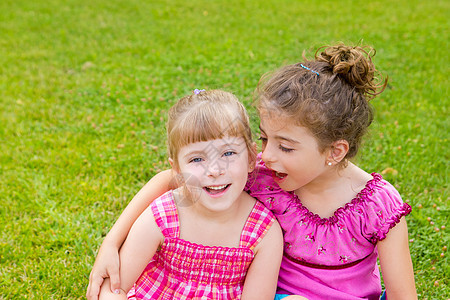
[
  {"xmin": 300, "ymin": 64, "xmax": 319, "ymax": 76},
  {"xmin": 194, "ymin": 89, "xmax": 206, "ymax": 94}
]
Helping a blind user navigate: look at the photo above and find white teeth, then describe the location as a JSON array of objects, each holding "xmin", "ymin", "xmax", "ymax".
[
  {"xmin": 207, "ymin": 184, "xmax": 228, "ymax": 190},
  {"xmin": 275, "ymin": 172, "xmax": 286, "ymax": 178}
]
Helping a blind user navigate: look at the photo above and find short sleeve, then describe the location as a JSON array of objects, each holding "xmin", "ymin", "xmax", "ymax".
[
  {"xmin": 245, "ymin": 153, "xmax": 294, "ymax": 214},
  {"xmin": 360, "ymin": 177, "xmax": 412, "ymax": 243}
]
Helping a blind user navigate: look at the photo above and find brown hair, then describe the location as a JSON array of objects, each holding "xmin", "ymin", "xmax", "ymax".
[
  {"xmin": 167, "ymin": 90, "xmax": 256, "ymax": 168},
  {"xmin": 256, "ymin": 43, "xmax": 387, "ymax": 161}
]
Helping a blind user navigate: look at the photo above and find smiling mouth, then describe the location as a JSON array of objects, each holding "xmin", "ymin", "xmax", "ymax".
[
  {"xmin": 204, "ymin": 184, "xmax": 231, "ymax": 195},
  {"xmin": 272, "ymin": 170, "xmax": 287, "ymax": 180}
]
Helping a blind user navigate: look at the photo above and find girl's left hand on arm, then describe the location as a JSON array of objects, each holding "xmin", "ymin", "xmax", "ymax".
[
  {"xmin": 87, "ymin": 240, "xmax": 121, "ymax": 300},
  {"xmin": 87, "ymin": 169, "xmax": 176, "ymax": 300},
  {"xmin": 377, "ymin": 217, "xmax": 417, "ymax": 300},
  {"xmin": 95, "ymin": 205, "xmax": 163, "ymax": 299}
]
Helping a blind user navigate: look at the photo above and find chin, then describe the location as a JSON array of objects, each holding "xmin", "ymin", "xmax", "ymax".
[{"xmin": 202, "ymin": 195, "xmax": 238, "ymax": 212}]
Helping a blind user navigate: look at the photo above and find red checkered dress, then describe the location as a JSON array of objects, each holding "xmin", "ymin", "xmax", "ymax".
[{"xmin": 127, "ymin": 190, "xmax": 276, "ymax": 299}]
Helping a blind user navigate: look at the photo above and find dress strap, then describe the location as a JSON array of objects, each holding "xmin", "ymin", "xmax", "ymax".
[
  {"xmin": 239, "ymin": 201, "xmax": 276, "ymax": 250},
  {"xmin": 150, "ymin": 191, "xmax": 180, "ymax": 238}
]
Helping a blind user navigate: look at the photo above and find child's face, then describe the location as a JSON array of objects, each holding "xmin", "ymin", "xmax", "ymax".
[
  {"xmin": 174, "ymin": 136, "xmax": 252, "ymax": 212},
  {"xmin": 258, "ymin": 114, "xmax": 330, "ymax": 193}
]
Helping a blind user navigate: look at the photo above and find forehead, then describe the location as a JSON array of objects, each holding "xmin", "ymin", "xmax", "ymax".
[
  {"xmin": 173, "ymin": 111, "xmax": 248, "ymax": 148},
  {"xmin": 258, "ymin": 104, "xmax": 296, "ymax": 122},
  {"xmin": 259, "ymin": 108, "xmax": 293, "ymax": 131},
  {"xmin": 259, "ymin": 113, "xmax": 316, "ymax": 142}
]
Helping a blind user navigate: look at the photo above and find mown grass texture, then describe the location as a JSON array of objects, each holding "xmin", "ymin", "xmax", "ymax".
[{"xmin": 0, "ymin": 0, "xmax": 448, "ymax": 298}]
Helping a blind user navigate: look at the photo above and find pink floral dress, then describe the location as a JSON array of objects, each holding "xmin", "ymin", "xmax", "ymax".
[
  {"xmin": 127, "ymin": 190, "xmax": 276, "ymax": 299},
  {"xmin": 245, "ymin": 155, "xmax": 412, "ymax": 300}
]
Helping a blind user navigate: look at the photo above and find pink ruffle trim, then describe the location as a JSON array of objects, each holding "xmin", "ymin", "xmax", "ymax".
[
  {"xmin": 369, "ymin": 202, "xmax": 412, "ymax": 243},
  {"xmin": 289, "ymin": 173, "xmax": 411, "ymax": 226}
]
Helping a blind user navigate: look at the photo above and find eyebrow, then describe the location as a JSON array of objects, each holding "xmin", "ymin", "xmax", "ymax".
[
  {"xmin": 259, "ymin": 124, "xmax": 300, "ymax": 144},
  {"xmin": 182, "ymin": 141, "xmax": 244, "ymax": 159},
  {"xmin": 183, "ymin": 150, "xmax": 203, "ymax": 158}
]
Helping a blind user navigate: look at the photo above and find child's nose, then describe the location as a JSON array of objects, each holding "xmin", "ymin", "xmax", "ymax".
[
  {"xmin": 206, "ymin": 161, "xmax": 225, "ymax": 177},
  {"xmin": 261, "ymin": 144, "xmax": 276, "ymax": 164}
]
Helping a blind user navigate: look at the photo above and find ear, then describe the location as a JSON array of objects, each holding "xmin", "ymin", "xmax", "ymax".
[
  {"xmin": 168, "ymin": 158, "xmax": 180, "ymax": 174},
  {"xmin": 168, "ymin": 158, "xmax": 184, "ymax": 189},
  {"xmin": 326, "ymin": 140, "xmax": 349, "ymax": 165}
]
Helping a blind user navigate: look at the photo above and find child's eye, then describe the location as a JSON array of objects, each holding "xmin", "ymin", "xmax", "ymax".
[
  {"xmin": 190, "ymin": 157, "xmax": 203, "ymax": 163},
  {"xmin": 258, "ymin": 136, "xmax": 267, "ymax": 144},
  {"xmin": 223, "ymin": 151, "xmax": 236, "ymax": 157},
  {"xmin": 279, "ymin": 145, "xmax": 294, "ymax": 153}
]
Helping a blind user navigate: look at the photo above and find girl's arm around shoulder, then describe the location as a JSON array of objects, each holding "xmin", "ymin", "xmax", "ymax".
[
  {"xmin": 87, "ymin": 169, "xmax": 175, "ymax": 300},
  {"xmin": 241, "ymin": 218, "xmax": 284, "ymax": 300},
  {"xmin": 99, "ymin": 205, "xmax": 164, "ymax": 299},
  {"xmin": 103, "ymin": 169, "xmax": 176, "ymax": 249},
  {"xmin": 378, "ymin": 217, "xmax": 417, "ymax": 300}
]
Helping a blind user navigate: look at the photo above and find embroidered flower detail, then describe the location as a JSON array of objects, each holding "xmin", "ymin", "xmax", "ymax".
[
  {"xmin": 318, "ymin": 246, "xmax": 326, "ymax": 255},
  {"xmin": 337, "ymin": 221, "xmax": 346, "ymax": 233},
  {"xmin": 285, "ymin": 242, "xmax": 292, "ymax": 250},
  {"xmin": 297, "ymin": 220, "xmax": 305, "ymax": 227},
  {"xmin": 339, "ymin": 255, "xmax": 350, "ymax": 263},
  {"xmin": 305, "ymin": 233, "xmax": 315, "ymax": 242},
  {"xmin": 266, "ymin": 197, "xmax": 275, "ymax": 208},
  {"xmin": 377, "ymin": 210, "xmax": 384, "ymax": 219}
]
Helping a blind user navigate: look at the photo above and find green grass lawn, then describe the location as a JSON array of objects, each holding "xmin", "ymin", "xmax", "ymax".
[{"xmin": 1, "ymin": 0, "xmax": 448, "ymax": 298}]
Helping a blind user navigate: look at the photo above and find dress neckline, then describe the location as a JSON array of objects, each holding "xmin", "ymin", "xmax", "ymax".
[
  {"xmin": 289, "ymin": 173, "xmax": 383, "ymax": 225},
  {"xmin": 168, "ymin": 190, "xmax": 260, "ymax": 248}
]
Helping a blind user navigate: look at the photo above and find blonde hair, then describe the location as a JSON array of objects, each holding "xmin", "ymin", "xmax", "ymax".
[{"xmin": 167, "ymin": 90, "xmax": 256, "ymax": 168}]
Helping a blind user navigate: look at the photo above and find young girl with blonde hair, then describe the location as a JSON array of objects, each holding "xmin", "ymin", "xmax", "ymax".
[
  {"xmin": 96, "ymin": 90, "xmax": 284, "ymax": 299},
  {"xmin": 88, "ymin": 44, "xmax": 417, "ymax": 300}
]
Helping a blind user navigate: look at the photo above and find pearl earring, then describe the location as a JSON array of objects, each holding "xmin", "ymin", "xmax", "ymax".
[{"xmin": 327, "ymin": 162, "xmax": 332, "ymax": 166}]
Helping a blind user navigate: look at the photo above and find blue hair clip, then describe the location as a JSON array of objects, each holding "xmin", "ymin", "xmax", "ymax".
[
  {"xmin": 300, "ymin": 64, "xmax": 319, "ymax": 76},
  {"xmin": 194, "ymin": 89, "xmax": 206, "ymax": 94}
]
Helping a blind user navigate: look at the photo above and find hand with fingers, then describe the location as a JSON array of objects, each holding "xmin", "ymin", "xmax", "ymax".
[{"xmin": 86, "ymin": 243, "xmax": 121, "ymax": 300}]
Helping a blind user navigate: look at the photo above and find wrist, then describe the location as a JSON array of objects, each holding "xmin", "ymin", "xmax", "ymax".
[{"xmin": 101, "ymin": 235, "xmax": 121, "ymax": 250}]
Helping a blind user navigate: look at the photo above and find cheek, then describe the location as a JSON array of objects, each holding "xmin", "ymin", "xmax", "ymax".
[
  {"xmin": 237, "ymin": 154, "xmax": 251, "ymax": 169},
  {"xmin": 179, "ymin": 166, "xmax": 204, "ymax": 184},
  {"xmin": 183, "ymin": 173, "xmax": 203, "ymax": 187},
  {"xmin": 234, "ymin": 161, "xmax": 251, "ymax": 179}
]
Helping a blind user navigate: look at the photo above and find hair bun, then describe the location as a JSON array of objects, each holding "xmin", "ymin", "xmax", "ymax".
[{"xmin": 316, "ymin": 44, "xmax": 387, "ymax": 99}]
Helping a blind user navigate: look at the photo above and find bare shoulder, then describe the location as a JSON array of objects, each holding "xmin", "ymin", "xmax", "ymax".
[
  {"xmin": 347, "ymin": 163, "xmax": 374, "ymax": 192},
  {"xmin": 241, "ymin": 189, "xmax": 257, "ymax": 202},
  {"xmin": 253, "ymin": 214, "xmax": 283, "ymax": 254},
  {"xmin": 240, "ymin": 190, "xmax": 259, "ymax": 212}
]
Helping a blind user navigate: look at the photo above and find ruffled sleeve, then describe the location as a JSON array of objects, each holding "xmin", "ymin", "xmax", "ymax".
[
  {"xmin": 360, "ymin": 174, "xmax": 412, "ymax": 244},
  {"xmin": 245, "ymin": 153, "xmax": 293, "ymax": 215}
]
